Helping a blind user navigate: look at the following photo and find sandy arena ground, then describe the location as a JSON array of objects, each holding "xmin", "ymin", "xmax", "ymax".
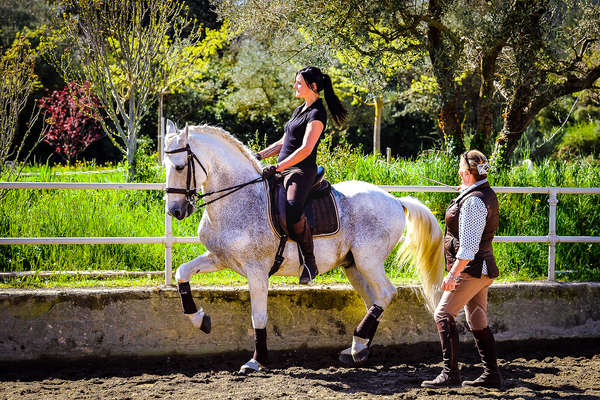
[{"xmin": 1, "ymin": 338, "xmax": 599, "ymax": 399}]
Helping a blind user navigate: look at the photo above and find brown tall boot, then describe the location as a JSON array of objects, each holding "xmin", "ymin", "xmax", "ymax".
[
  {"xmin": 291, "ymin": 214, "xmax": 318, "ymax": 285},
  {"xmin": 462, "ymin": 326, "xmax": 503, "ymax": 388},
  {"xmin": 421, "ymin": 317, "xmax": 461, "ymax": 388}
]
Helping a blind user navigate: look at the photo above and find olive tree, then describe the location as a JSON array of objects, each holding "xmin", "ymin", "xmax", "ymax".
[{"xmin": 217, "ymin": 0, "xmax": 600, "ymax": 165}]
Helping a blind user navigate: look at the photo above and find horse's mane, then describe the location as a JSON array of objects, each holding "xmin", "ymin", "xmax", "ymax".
[{"xmin": 188, "ymin": 125, "xmax": 262, "ymax": 173}]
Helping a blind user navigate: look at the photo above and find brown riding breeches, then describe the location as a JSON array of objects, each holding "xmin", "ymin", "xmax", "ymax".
[{"xmin": 434, "ymin": 272, "xmax": 493, "ymax": 331}]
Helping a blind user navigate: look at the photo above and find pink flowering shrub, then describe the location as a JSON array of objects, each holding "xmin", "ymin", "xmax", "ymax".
[{"xmin": 38, "ymin": 82, "xmax": 105, "ymax": 162}]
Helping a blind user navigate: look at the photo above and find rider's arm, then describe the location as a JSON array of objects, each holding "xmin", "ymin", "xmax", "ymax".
[
  {"xmin": 257, "ymin": 136, "xmax": 284, "ymax": 159},
  {"xmin": 276, "ymin": 120, "xmax": 324, "ymax": 172}
]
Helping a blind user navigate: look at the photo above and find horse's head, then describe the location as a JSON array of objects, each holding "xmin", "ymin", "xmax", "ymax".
[{"xmin": 164, "ymin": 121, "xmax": 207, "ymax": 220}]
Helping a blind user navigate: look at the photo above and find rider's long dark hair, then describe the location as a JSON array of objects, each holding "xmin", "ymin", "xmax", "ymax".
[{"xmin": 298, "ymin": 66, "xmax": 348, "ymax": 127}]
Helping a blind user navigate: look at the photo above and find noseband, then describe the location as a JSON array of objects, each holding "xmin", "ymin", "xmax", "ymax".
[{"xmin": 165, "ymin": 144, "xmax": 263, "ymax": 210}]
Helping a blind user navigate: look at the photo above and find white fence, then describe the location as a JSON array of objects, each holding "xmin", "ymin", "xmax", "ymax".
[{"xmin": 1, "ymin": 181, "xmax": 599, "ymax": 284}]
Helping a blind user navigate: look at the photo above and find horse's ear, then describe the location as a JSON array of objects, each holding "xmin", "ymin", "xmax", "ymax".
[
  {"xmin": 184, "ymin": 123, "xmax": 189, "ymax": 140},
  {"xmin": 166, "ymin": 119, "xmax": 177, "ymax": 136}
]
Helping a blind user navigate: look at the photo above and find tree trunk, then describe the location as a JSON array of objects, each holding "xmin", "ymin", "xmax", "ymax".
[
  {"xmin": 437, "ymin": 98, "xmax": 464, "ymax": 156},
  {"xmin": 158, "ymin": 92, "xmax": 165, "ymax": 165},
  {"xmin": 373, "ymin": 94, "xmax": 383, "ymax": 154},
  {"xmin": 127, "ymin": 88, "xmax": 137, "ymax": 180},
  {"xmin": 491, "ymin": 100, "xmax": 529, "ymax": 170},
  {"xmin": 472, "ymin": 46, "xmax": 502, "ymax": 154},
  {"xmin": 427, "ymin": 0, "xmax": 464, "ymax": 156}
]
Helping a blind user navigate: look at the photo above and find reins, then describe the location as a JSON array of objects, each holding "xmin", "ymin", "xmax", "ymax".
[{"xmin": 165, "ymin": 144, "xmax": 264, "ymax": 210}]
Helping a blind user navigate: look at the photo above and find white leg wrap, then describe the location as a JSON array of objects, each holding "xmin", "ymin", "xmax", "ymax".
[
  {"xmin": 239, "ymin": 358, "xmax": 262, "ymax": 374},
  {"xmin": 351, "ymin": 335, "xmax": 369, "ymax": 358},
  {"xmin": 186, "ymin": 308, "xmax": 205, "ymax": 328}
]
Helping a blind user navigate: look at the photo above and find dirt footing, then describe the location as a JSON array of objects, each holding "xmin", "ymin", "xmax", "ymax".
[{"xmin": 1, "ymin": 337, "xmax": 599, "ymax": 399}]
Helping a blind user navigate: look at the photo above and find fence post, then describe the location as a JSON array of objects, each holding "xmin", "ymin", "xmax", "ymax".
[
  {"xmin": 547, "ymin": 189, "xmax": 558, "ymax": 281},
  {"xmin": 164, "ymin": 202, "xmax": 173, "ymax": 285},
  {"xmin": 386, "ymin": 147, "xmax": 391, "ymax": 164}
]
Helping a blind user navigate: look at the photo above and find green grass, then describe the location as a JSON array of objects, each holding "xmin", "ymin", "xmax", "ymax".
[
  {"xmin": 0, "ymin": 269, "xmax": 421, "ymax": 289},
  {"xmin": 1, "ymin": 148, "xmax": 599, "ymax": 288}
]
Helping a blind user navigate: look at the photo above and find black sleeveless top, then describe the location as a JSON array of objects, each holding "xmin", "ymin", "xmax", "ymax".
[{"xmin": 278, "ymin": 98, "xmax": 327, "ymax": 170}]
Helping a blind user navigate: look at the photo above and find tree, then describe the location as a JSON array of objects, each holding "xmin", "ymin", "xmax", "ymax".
[
  {"xmin": 217, "ymin": 0, "xmax": 600, "ymax": 165},
  {"xmin": 487, "ymin": 0, "xmax": 600, "ymax": 168},
  {"xmin": 51, "ymin": 0, "xmax": 207, "ymax": 178},
  {"xmin": 0, "ymin": 31, "xmax": 47, "ymax": 196},
  {"xmin": 38, "ymin": 82, "xmax": 105, "ymax": 163}
]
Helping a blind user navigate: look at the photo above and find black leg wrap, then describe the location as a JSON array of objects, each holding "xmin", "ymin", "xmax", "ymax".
[
  {"xmin": 178, "ymin": 282, "xmax": 198, "ymax": 315},
  {"xmin": 252, "ymin": 328, "xmax": 269, "ymax": 365},
  {"xmin": 354, "ymin": 304, "xmax": 384, "ymax": 341}
]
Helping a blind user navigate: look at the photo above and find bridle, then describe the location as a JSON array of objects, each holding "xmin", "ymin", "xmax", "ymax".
[
  {"xmin": 165, "ymin": 144, "xmax": 207, "ymax": 205},
  {"xmin": 164, "ymin": 144, "xmax": 263, "ymax": 210}
]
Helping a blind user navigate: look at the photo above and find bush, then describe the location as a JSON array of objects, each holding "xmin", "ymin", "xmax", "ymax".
[{"xmin": 38, "ymin": 82, "xmax": 105, "ymax": 163}]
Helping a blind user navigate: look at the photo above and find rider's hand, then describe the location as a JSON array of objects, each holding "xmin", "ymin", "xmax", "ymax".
[{"xmin": 262, "ymin": 165, "xmax": 277, "ymax": 179}]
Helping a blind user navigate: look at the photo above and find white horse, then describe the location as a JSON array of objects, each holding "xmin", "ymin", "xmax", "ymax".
[{"xmin": 164, "ymin": 123, "xmax": 445, "ymax": 373}]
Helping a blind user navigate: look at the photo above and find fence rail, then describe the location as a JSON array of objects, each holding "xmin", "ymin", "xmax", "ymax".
[{"xmin": 1, "ymin": 181, "xmax": 599, "ymax": 284}]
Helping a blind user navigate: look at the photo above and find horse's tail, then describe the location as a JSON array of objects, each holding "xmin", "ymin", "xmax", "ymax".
[{"xmin": 396, "ymin": 196, "xmax": 445, "ymax": 313}]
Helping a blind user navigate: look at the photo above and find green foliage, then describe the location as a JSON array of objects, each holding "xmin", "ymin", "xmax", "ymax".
[{"xmin": 556, "ymin": 122, "xmax": 600, "ymax": 159}]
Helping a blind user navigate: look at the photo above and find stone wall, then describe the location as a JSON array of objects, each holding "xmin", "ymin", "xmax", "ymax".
[{"xmin": 1, "ymin": 282, "xmax": 599, "ymax": 361}]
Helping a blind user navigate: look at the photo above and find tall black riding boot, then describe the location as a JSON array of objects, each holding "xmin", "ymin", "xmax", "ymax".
[
  {"xmin": 462, "ymin": 326, "xmax": 503, "ymax": 388},
  {"xmin": 291, "ymin": 214, "xmax": 318, "ymax": 284},
  {"xmin": 421, "ymin": 317, "xmax": 461, "ymax": 388}
]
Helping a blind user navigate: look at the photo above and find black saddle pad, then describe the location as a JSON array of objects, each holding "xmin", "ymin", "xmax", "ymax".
[{"xmin": 268, "ymin": 179, "xmax": 340, "ymax": 238}]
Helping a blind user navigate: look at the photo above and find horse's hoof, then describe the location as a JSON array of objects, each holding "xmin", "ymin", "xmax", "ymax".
[
  {"xmin": 238, "ymin": 358, "xmax": 262, "ymax": 375},
  {"xmin": 200, "ymin": 314, "xmax": 211, "ymax": 334},
  {"xmin": 352, "ymin": 348, "xmax": 370, "ymax": 365},
  {"xmin": 338, "ymin": 351, "xmax": 354, "ymax": 366},
  {"xmin": 338, "ymin": 348, "xmax": 369, "ymax": 367}
]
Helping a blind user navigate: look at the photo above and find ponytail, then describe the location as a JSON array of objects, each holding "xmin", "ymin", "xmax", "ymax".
[
  {"xmin": 297, "ymin": 66, "xmax": 348, "ymax": 127},
  {"xmin": 321, "ymin": 73, "xmax": 348, "ymax": 127}
]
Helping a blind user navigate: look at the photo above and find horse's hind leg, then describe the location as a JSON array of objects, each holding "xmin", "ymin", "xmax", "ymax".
[
  {"xmin": 175, "ymin": 251, "xmax": 222, "ymax": 334},
  {"xmin": 341, "ymin": 253, "xmax": 376, "ymax": 309},
  {"xmin": 340, "ymin": 251, "xmax": 396, "ymax": 366}
]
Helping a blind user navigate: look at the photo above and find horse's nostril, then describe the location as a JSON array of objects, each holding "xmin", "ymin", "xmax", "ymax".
[{"xmin": 171, "ymin": 209, "xmax": 181, "ymax": 219}]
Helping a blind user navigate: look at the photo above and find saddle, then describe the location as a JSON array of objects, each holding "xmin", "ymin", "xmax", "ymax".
[{"xmin": 266, "ymin": 166, "xmax": 340, "ymax": 276}]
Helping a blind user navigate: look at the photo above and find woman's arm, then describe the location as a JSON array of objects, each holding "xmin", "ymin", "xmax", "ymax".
[
  {"xmin": 257, "ymin": 136, "xmax": 284, "ymax": 159},
  {"xmin": 276, "ymin": 120, "xmax": 324, "ymax": 171}
]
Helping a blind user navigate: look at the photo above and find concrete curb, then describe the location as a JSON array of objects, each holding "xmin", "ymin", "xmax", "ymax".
[{"xmin": 1, "ymin": 282, "xmax": 599, "ymax": 361}]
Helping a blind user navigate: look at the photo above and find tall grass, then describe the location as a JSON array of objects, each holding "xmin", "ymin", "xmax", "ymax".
[{"xmin": 1, "ymin": 149, "xmax": 599, "ymax": 285}]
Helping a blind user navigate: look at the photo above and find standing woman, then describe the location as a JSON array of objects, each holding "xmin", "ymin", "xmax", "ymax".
[
  {"xmin": 421, "ymin": 150, "xmax": 503, "ymax": 389},
  {"xmin": 256, "ymin": 66, "xmax": 347, "ymax": 284}
]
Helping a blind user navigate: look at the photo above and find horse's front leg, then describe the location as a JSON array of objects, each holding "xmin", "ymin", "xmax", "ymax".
[
  {"xmin": 239, "ymin": 267, "xmax": 269, "ymax": 374},
  {"xmin": 175, "ymin": 251, "xmax": 222, "ymax": 334}
]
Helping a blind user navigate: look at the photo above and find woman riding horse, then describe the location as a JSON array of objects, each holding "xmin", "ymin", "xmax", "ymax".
[{"xmin": 255, "ymin": 66, "xmax": 348, "ymax": 284}]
